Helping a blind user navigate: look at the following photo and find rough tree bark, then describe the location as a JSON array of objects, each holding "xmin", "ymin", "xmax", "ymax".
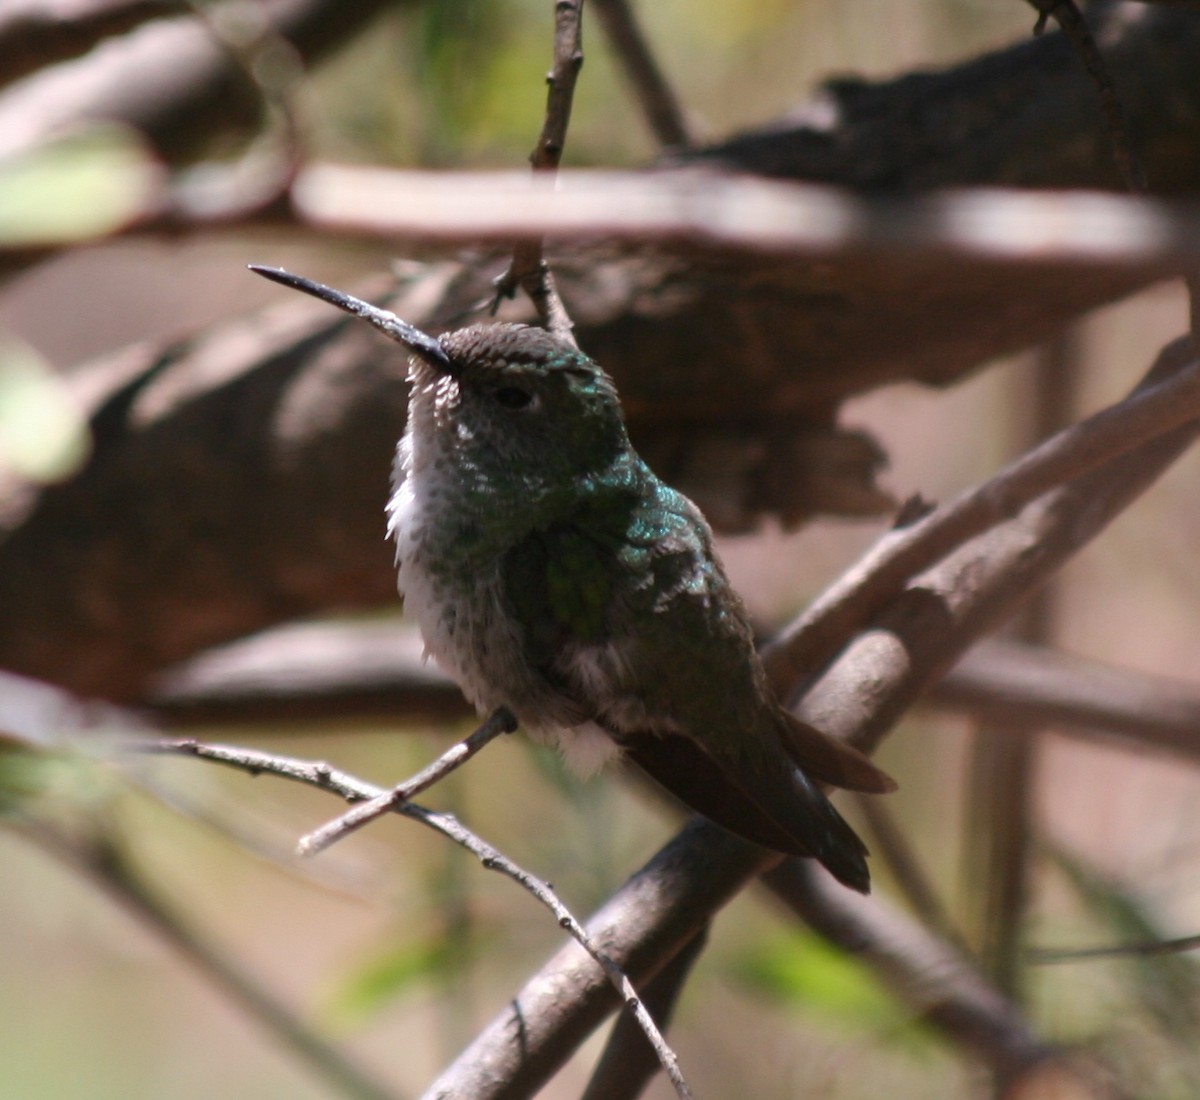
[{"xmin": 1, "ymin": 3, "xmax": 1197, "ymax": 701}]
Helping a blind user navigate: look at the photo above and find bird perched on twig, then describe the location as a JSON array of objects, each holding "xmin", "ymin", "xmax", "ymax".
[{"xmin": 251, "ymin": 265, "xmax": 895, "ymax": 891}]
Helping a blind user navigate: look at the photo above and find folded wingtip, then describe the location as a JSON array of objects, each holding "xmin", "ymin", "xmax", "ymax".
[
  {"xmin": 620, "ymin": 729, "xmax": 873, "ymax": 892},
  {"xmin": 777, "ymin": 710, "xmax": 897, "ymax": 794}
]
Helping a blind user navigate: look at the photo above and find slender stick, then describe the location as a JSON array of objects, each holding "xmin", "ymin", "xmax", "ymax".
[
  {"xmin": 581, "ymin": 925, "xmax": 709, "ymax": 1100},
  {"xmin": 969, "ymin": 330, "xmax": 1077, "ymax": 1005},
  {"xmin": 1027, "ymin": 0, "xmax": 1147, "ymax": 192},
  {"xmin": 1030, "ymin": 933, "xmax": 1200, "ymax": 963},
  {"xmin": 132, "ymin": 737, "xmax": 695, "ymax": 1100},
  {"xmin": 853, "ymin": 794, "xmax": 967, "ymax": 952},
  {"xmin": 296, "ymin": 707, "xmax": 516, "ymax": 857},
  {"xmin": 492, "ymin": 0, "xmax": 585, "ymax": 342}
]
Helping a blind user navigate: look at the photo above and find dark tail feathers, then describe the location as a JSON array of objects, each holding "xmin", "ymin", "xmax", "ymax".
[{"xmin": 620, "ymin": 728, "xmax": 874, "ymax": 892}]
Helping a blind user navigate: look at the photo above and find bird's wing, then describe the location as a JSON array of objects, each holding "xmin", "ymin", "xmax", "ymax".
[
  {"xmin": 617, "ymin": 727, "xmax": 872, "ymax": 892},
  {"xmin": 776, "ymin": 710, "xmax": 896, "ymax": 795},
  {"xmin": 498, "ymin": 482, "xmax": 887, "ymax": 892},
  {"xmin": 499, "ymin": 506, "xmax": 630, "ymax": 673}
]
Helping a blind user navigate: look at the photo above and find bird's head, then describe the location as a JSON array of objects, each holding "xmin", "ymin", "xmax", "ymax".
[{"xmin": 250, "ymin": 266, "xmax": 630, "ymax": 496}]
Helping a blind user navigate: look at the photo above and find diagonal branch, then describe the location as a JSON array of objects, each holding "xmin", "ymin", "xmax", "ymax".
[
  {"xmin": 1026, "ymin": 0, "xmax": 1147, "ymax": 191},
  {"xmin": 296, "ymin": 707, "xmax": 516, "ymax": 856},
  {"xmin": 761, "ymin": 337, "xmax": 1200, "ymax": 698},
  {"xmin": 591, "ymin": 0, "xmax": 691, "ymax": 149},
  {"xmin": 581, "ymin": 925, "xmax": 709, "ymax": 1100},
  {"xmin": 416, "ymin": 335, "xmax": 1200, "ymax": 1098}
]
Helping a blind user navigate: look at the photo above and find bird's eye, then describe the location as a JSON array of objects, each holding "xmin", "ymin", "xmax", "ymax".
[{"xmin": 495, "ymin": 386, "xmax": 534, "ymax": 410}]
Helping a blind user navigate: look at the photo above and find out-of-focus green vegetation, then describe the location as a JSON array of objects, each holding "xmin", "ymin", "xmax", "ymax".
[{"xmin": 308, "ymin": 0, "xmax": 1032, "ymax": 168}]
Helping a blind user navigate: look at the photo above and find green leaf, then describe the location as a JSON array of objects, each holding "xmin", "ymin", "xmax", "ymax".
[
  {"xmin": 323, "ymin": 933, "xmax": 478, "ymax": 1027},
  {"xmin": 0, "ymin": 125, "xmax": 160, "ymax": 246},
  {"xmin": 0, "ymin": 744, "xmax": 52, "ymax": 816},
  {"xmin": 0, "ymin": 341, "xmax": 90, "ymax": 482},
  {"xmin": 732, "ymin": 928, "xmax": 902, "ymax": 1033}
]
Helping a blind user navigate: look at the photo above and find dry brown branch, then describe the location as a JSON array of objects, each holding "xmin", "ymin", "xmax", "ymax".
[
  {"xmin": 136, "ymin": 736, "xmax": 698, "ymax": 1099},
  {"xmin": 794, "ymin": 414, "xmax": 1198, "ymax": 763},
  {"xmin": 407, "ymin": 336, "xmax": 1200, "ymax": 1097},
  {"xmin": 0, "ymin": 0, "xmax": 185, "ymax": 90},
  {"xmin": 491, "ymin": 0, "xmax": 584, "ymax": 339},
  {"xmin": 680, "ymin": 3, "xmax": 1198, "ymax": 193},
  {"xmin": 761, "ymin": 337, "xmax": 1200, "ymax": 697},
  {"xmin": 1025, "ymin": 0, "xmax": 1147, "ymax": 191},
  {"xmin": 931, "ymin": 639, "xmax": 1200, "ymax": 763},
  {"xmin": 147, "ymin": 622, "xmax": 469, "ymax": 727}
]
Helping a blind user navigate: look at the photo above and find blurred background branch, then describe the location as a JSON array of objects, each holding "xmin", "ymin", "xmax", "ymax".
[{"xmin": 5, "ymin": 1, "xmax": 1200, "ymax": 1098}]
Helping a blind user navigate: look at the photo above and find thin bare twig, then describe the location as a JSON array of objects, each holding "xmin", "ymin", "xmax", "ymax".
[
  {"xmin": 132, "ymin": 737, "xmax": 695, "ymax": 1100},
  {"xmin": 591, "ymin": 0, "xmax": 691, "ymax": 149},
  {"xmin": 491, "ymin": 0, "xmax": 584, "ymax": 341},
  {"xmin": 1027, "ymin": 0, "xmax": 1147, "ymax": 191},
  {"xmin": 296, "ymin": 707, "xmax": 516, "ymax": 857},
  {"xmin": 581, "ymin": 925, "xmax": 709, "ymax": 1100},
  {"xmin": 1030, "ymin": 933, "xmax": 1200, "ymax": 963}
]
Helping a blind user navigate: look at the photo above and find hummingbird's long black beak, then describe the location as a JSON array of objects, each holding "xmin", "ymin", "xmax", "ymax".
[{"xmin": 249, "ymin": 265, "xmax": 455, "ymax": 375}]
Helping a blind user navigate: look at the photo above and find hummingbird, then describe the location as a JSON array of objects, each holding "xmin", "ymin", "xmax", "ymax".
[{"xmin": 250, "ymin": 265, "xmax": 895, "ymax": 892}]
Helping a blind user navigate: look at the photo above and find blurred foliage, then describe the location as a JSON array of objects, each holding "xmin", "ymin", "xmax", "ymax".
[
  {"xmin": 0, "ymin": 744, "xmax": 53, "ymax": 817},
  {"xmin": 307, "ymin": 0, "xmax": 1033, "ymax": 169},
  {"xmin": 731, "ymin": 926, "xmax": 910, "ymax": 1036},
  {"xmin": 0, "ymin": 125, "xmax": 159, "ymax": 247},
  {"xmin": 0, "ymin": 339, "xmax": 90, "ymax": 483},
  {"xmin": 325, "ymin": 928, "xmax": 484, "ymax": 1027},
  {"xmin": 1041, "ymin": 847, "xmax": 1200, "ymax": 1096}
]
